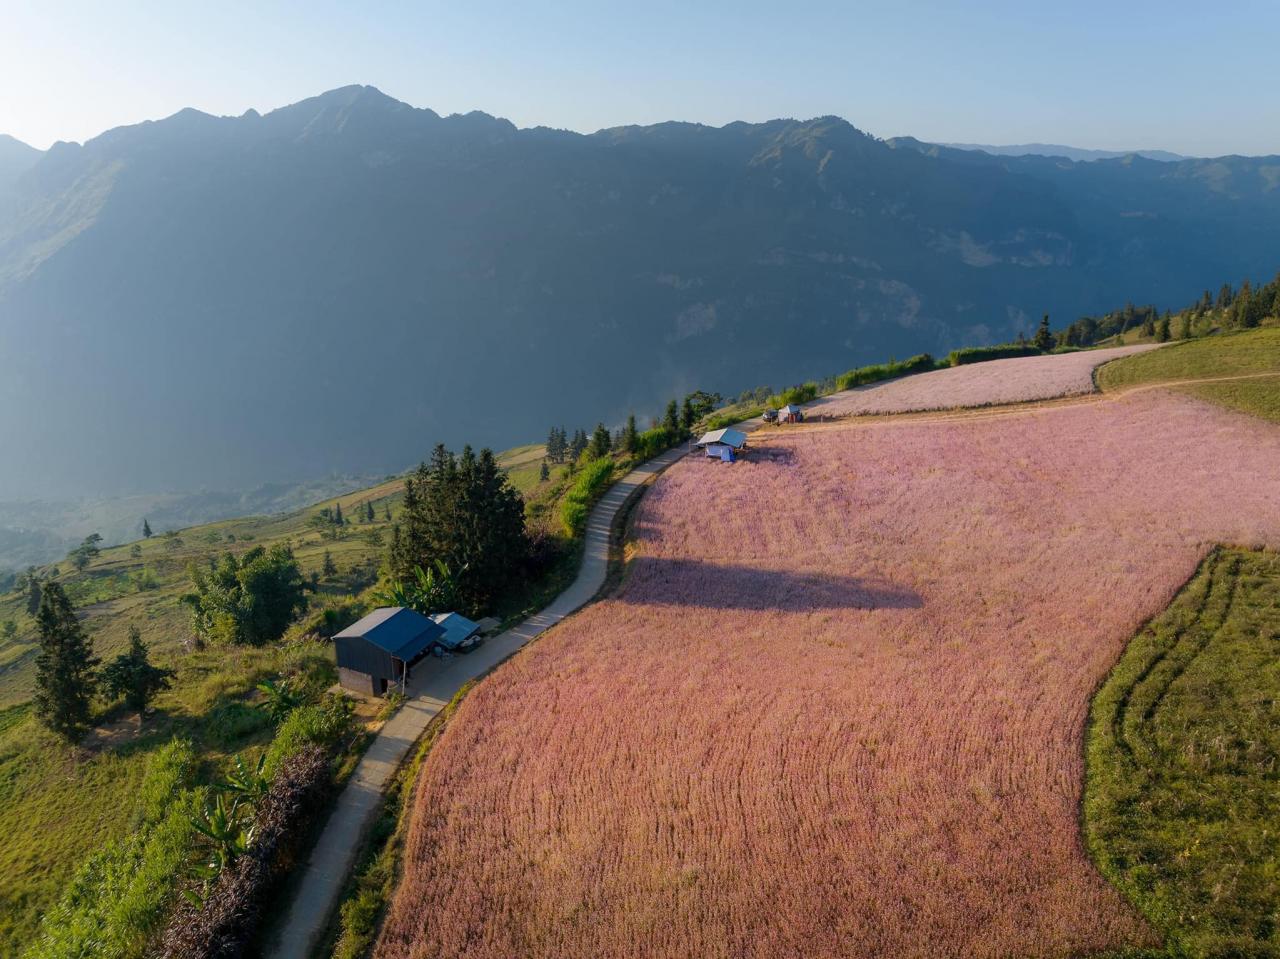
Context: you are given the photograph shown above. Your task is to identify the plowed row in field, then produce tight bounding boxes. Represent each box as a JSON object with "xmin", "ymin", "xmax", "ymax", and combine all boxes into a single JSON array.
[{"xmin": 376, "ymin": 390, "xmax": 1280, "ymax": 959}]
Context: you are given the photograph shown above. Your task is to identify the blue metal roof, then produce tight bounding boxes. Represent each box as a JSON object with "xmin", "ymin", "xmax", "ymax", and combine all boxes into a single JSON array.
[
  {"xmin": 430, "ymin": 612, "xmax": 481, "ymax": 649},
  {"xmin": 335, "ymin": 607, "xmax": 445, "ymax": 661},
  {"xmin": 695, "ymin": 428, "xmax": 747, "ymax": 449}
]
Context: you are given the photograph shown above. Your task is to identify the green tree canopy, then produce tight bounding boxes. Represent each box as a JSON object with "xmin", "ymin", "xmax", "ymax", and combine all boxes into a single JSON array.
[
  {"xmin": 100, "ymin": 626, "xmax": 174, "ymax": 715},
  {"xmin": 182, "ymin": 545, "xmax": 309, "ymax": 646},
  {"xmin": 588, "ymin": 423, "xmax": 612, "ymax": 460},
  {"xmin": 389, "ymin": 444, "xmax": 529, "ymax": 614},
  {"xmin": 1033, "ymin": 314, "xmax": 1054, "ymax": 352},
  {"xmin": 33, "ymin": 582, "xmax": 100, "ymax": 742}
]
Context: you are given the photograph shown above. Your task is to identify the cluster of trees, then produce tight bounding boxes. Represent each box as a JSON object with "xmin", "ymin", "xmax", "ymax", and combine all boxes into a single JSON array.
[
  {"xmin": 32, "ymin": 582, "xmax": 173, "ymax": 742},
  {"xmin": 545, "ymin": 391, "xmax": 723, "ymax": 474},
  {"xmin": 183, "ymin": 545, "xmax": 310, "ymax": 647},
  {"xmin": 389, "ymin": 445, "xmax": 529, "ymax": 615},
  {"xmin": 1046, "ymin": 270, "xmax": 1280, "ymax": 348},
  {"xmin": 545, "ymin": 427, "xmax": 587, "ymax": 464},
  {"xmin": 68, "ymin": 532, "xmax": 103, "ymax": 572}
]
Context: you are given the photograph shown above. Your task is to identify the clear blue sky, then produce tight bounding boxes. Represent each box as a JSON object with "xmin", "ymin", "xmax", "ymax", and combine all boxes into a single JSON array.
[{"xmin": 2, "ymin": 0, "xmax": 1278, "ymax": 156}]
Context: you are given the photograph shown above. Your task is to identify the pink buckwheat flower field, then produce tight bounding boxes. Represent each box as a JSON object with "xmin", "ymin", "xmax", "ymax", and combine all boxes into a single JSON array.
[
  {"xmin": 812, "ymin": 343, "xmax": 1161, "ymax": 417},
  {"xmin": 375, "ymin": 390, "xmax": 1280, "ymax": 959}
]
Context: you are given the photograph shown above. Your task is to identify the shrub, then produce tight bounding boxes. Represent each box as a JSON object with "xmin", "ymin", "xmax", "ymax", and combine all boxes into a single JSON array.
[
  {"xmin": 262, "ymin": 697, "xmax": 353, "ymax": 780},
  {"xmin": 946, "ymin": 343, "xmax": 1042, "ymax": 366},
  {"xmin": 700, "ymin": 408, "xmax": 762, "ymax": 432},
  {"xmin": 767, "ymin": 382, "xmax": 819, "ymax": 408},
  {"xmin": 156, "ymin": 746, "xmax": 330, "ymax": 959},
  {"xmin": 835, "ymin": 354, "xmax": 937, "ymax": 391},
  {"xmin": 559, "ymin": 457, "xmax": 616, "ymax": 537},
  {"xmin": 635, "ymin": 426, "xmax": 679, "ymax": 461}
]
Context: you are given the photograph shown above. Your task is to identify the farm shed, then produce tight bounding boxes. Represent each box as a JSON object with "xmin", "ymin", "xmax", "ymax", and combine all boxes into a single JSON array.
[
  {"xmin": 430, "ymin": 612, "xmax": 483, "ymax": 651},
  {"xmin": 334, "ymin": 606, "xmax": 445, "ymax": 695},
  {"xmin": 778, "ymin": 404, "xmax": 805, "ymax": 424},
  {"xmin": 695, "ymin": 428, "xmax": 748, "ymax": 461}
]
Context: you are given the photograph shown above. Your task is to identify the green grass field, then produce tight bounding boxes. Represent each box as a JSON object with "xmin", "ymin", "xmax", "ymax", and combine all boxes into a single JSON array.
[
  {"xmin": 0, "ymin": 443, "xmax": 565, "ymax": 956},
  {"xmin": 1096, "ymin": 326, "xmax": 1280, "ymax": 392},
  {"xmin": 1182, "ymin": 378, "xmax": 1280, "ymax": 424},
  {"xmin": 1084, "ymin": 548, "xmax": 1280, "ymax": 957}
]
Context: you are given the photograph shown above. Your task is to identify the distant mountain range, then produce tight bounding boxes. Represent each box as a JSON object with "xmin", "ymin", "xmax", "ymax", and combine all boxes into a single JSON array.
[
  {"xmin": 2, "ymin": 85, "xmax": 1279, "ymax": 501},
  {"xmin": 939, "ymin": 142, "xmax": 1189, "ymax": 163}
]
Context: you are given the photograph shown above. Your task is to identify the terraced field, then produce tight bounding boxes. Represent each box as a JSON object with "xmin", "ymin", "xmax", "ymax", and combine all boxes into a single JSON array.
[{"xmin": 376, "ymin": 389, "xmax": 1280, "ymax": 959}]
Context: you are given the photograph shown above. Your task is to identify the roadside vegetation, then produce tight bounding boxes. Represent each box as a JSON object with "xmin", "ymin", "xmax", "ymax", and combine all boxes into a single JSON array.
[{"xmin": 1085, "ymin": 548, "xmax": 1280, "ymax": 957}]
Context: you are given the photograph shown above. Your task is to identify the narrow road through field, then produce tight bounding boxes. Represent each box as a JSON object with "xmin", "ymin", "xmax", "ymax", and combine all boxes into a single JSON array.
[{"xmin": 267, "ymin": 442, "xmax": 690, "ymax": 959}]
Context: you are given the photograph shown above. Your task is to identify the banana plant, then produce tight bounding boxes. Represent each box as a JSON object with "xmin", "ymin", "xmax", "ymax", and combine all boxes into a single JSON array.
[
  {"xmin": 255, "ymin": 677, "xmax": 302, "ymax": 722},
  {"xmin": 373, "ymin": 559, "xmax": 466, "ymax": 614},
  {"xmin": 184, "ymin": 792, "xmax": 255, "ymax": 905},
  {"xmin": 219, "ymin": 753, "xmax": 269, "ymax": 805}
]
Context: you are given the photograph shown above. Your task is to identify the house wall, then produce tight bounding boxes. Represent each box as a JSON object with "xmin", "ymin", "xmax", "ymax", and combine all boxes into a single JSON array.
[
  {"xmin": 335, "ymin": 634, "xmax": 396, "ymax": 680},
  {"xmin": 338, "ymin": 667, "xmax": 380, "ymax": 696}
]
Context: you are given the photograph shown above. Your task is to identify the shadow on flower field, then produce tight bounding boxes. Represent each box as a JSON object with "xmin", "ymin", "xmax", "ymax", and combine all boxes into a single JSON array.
[{"xmin": 620, "ymin": 557, "xmax": 924, "ymax": 611}]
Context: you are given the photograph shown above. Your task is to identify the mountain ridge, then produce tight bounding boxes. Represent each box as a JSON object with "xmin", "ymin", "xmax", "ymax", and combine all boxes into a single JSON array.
[
  {"xmin": 2, "ymin": 86, "xmax": 1279, "ymax": 500},
  {"xmin": 940, "ymin": 141, "xmax": 1189, "ymax": 163}
]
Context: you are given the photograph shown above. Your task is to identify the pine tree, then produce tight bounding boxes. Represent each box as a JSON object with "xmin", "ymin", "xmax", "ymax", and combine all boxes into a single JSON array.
[
  {"xmin": 1033, "ymin": 314, "xmax": 1053, "ymax": 352},
  {"xmin": 384, "ymin": 502, "xmax": 392, "ymax": 522},
  {"xmin": 388, "ymin": 445, "xmax": 530, "ymax": 613},
  {"xmin": 663, "ymin": 400, "xmax": 679, "ymax": 433},
  {"xmin": 322, "ymin": 550, "xmax": 337, "ymax": 578},
  {"xmin": 1177, "ymin": 312, "xmax": 1192, "ymax": 340},
  {"xmin": 588, "ymin": 423, "xmax": 611, "ymax": 460},
  {"xmin": 1156, "ymin": 313, "xmax": 1171, "ymax": 342},
  {"xmin": 100, "ymin": 626, "xmax": 173, "ymax": 716},
  {"xmin": 333, "ymin": 501, "xmax": 344, "ymax": 525},
  {"xmin": 539, "ymin": 461, "xmax": 550, "ymax": 482},
  {"xmin": 680, "ymin": 397, "xmax": 695, "ymax": 432},
  {"xmin": 33, "ymin": 582, "xmax": 99, "ymax": 742},
  {"xmin": 623, "ymin": 414, "xmax": 639, "ymax": 454},
  {"xmin": 569, "ymin": 429, "xmax": 588, "ymax": 460},
  {"xmin": 142, "ymin": 518, "xmax": 153, "ymax": 539},
  {"xmin": 25, "ymin": 573, "xmax": 41, "ymax": 617}
]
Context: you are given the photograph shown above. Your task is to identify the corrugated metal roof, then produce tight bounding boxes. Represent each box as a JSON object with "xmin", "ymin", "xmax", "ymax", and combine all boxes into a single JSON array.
[
  {"xmin": 695, "ymin": 428, "xmax": 747, "ymax": 448},
  {"xmin": 430, "ymin": 612, "xmax": 482, "ymax": 648},
  {"xmin": 335, "ymin": 606, "xmax": 445, "ymax": 660}
]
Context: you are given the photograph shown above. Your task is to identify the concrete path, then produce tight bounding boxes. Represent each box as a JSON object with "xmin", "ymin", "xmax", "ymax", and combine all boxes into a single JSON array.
[{"xmin": 267, "ymin": 442, "xmax": 691, "ymax": 959}]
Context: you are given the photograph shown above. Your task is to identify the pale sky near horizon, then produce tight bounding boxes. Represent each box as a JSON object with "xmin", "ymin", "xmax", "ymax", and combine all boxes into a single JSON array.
[{"xmin": 2, "ymin": 0, "xmax": 1278, "ymax": 156}]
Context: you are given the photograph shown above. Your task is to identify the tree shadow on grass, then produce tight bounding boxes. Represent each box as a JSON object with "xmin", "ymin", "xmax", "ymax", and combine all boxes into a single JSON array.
[{"xmin": 619, "ymin": 557, "xmax": 923, "ymax": 612}]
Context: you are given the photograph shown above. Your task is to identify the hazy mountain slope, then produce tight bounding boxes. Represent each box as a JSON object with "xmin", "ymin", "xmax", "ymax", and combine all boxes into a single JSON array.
[
  {"xmin": 940, "ymin": 141, "xmax": 1186, "ymax": 163},
  {"xmin": 1, "ymin": 86, "xmax": 1279, "ymax": 499},
  {"xmin": 0, "ymin": 134, "xmax": 42, "ymax": 209}
]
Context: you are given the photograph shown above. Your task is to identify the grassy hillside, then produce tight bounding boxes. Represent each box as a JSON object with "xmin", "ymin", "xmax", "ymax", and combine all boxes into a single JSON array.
[
  {"xmin": 1085, "ymin": 548, "xmax": 1280, "ymax": 956},
  {"xmin": 0, "ymin": 444, "xmax": 569, "ymax": 957},
  {"xmin": 0, "ymin": 448, "xmax": 566, "ymax": 710},
  {"xmin": 1096, "ymin": 326, "xmax": 1280, "ymax": 391}
]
